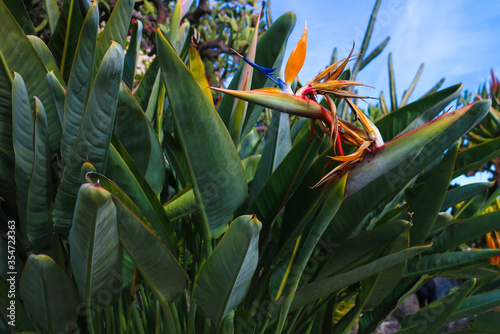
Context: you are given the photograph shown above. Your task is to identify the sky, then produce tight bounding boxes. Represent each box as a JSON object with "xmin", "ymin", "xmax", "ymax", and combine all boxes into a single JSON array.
[
  {"xmin": 269, "ymin": 0, "xmax": 500, "ymax": 185},
  {"xmin": 270, "ymin": 0, "xmax": 500, "ymax": 106}
]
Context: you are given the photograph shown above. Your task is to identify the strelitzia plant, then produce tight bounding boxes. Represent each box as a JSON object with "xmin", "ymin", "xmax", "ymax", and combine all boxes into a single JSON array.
[{"xmin": 213, "ymin": 23, "xmax": 384, "ymax": 188}]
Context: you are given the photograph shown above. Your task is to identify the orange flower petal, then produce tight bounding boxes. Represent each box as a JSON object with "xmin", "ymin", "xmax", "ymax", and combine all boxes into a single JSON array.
[{"xmin": 284, "ymin": 22, "xmax": 307, "ymax": 85}]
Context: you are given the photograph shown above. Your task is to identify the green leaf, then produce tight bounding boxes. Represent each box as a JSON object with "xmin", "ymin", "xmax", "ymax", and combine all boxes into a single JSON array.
[
  {"xmin": 453, "ymin": 137, "xmax": 500, "ymax": 178},
  {"xmin": 400, "ymin": 64, "xmax": 423, "ymax": 107},
  {"xmin": 346, "ymin": 101, "xmax": 491, "ymax": 196},
  {"xmin": 163, "ymin": 187, "xmax": 197, "ymax": 221},
  {"xmin": 0, "ymin": 54, "xmax": 13, "ymax": 159},
  {"xmin": 441, "ymin": 182, "xmax": 494, "ymax": 210},
  {"xmin": 61, "ymin": 3, "xmax": 99, "ymax": 165},
  {"xmin": 195, "ymin": 215, "xmax": 262, "ymax": 327},
  {"xmin": 375, "ymin": 84, "xmax": 462, "ymax": 142},
  {"xmin": 96, "ymin": 144, "xmax": 177, "ymax": 254},
  {"xmin": 450, "ymin": 289, "xmax": 500, "ymax": 322},
  {"xmin": 42, "ymin": 0, "xmax": 61, "ymax": 33},
  {"xmin": 157, "ymin": 31, "xmax": 247, "ymax": 237},
  {"xmin": 135, "ymin": 58, "xmax": 159, "ymax": 111},
  {"xmin": 123, "ymin": 20, "xmax": 143, "ymax": 89},
  {"xmin": 427, "ymin": 211, "xmax": 500, "ymax": 254},
  {"xmin": 359, "ymin": 232, "xmax": 409, "ymax": 311},
  {"xmin": 218, "ymin": 12, "xmax": 296, "ymax": 128},
  {"xmin": 408, "ymin": 141, "xmax": 459, "ymax": 246},
  {"xmin": 317, "ymin": 219, "xmax": 412, "ymax": 280},
  {"xmin": 19, "ymin": 255, "xmax": 79, "ymax": 333},
  {"xmin": 114, "ymin": 85, "xmax": 165, "ymax": 194},
  {"xmin": 48, "ymin": 0, "xmax": 85, "ymax": 82},
  {"xmin": 12, "ymin": 73, "xmax": 33, "ymax": 238},
  {"xmin": 2, "ymin": 0, "xmax": 35, "ymax": 35},
  {"xmin": 291, "ymin": 245, "xmax": 430, "ymax": 311},
  {"xmin": 54, "ymin": 42, "xmax": 124, "ymax": 232},
  {"xmin": 398, "ymin": 279, "xmax": 475, "ymax": 334},
  {"xmin": 95, "ymin": 0, "xmax": 134, "ymax": 68},
  {"xmin": 69, "ymin": 183, "xmax": 121, "ymax": 305},
  {"xmin": 26, "ymin": 98, "xmax": 52, "ymax": 253},
  {"xmin": 359, "ymin": 36, "xmax": 390, "ymax": 71},
  {"xmin": 241, "ymin": 155, "xmax": 261, "ymax": 183},
  {"xmin": 0, "ymin": 1, "xmax": 61, "ymax": 152},
  {"xmin": 248, "ymin": 123, "xmax": 323, "ymax": 238},
  {"xmin": 115, "ymin": 197, "xmax": 185, "ymax": 304},
  {"xmin": 405, "ymin": 250, "xmax": 500, "ymax": 277},
  {"xmin": 27, "ymin": 36, "xmax": 64, "ymax": 84},
  {"xmin": 249, "ymin": 111, "xmax": 291, "ymax": 202},
  {"xmin": 45, "ymin": 71, "xmax": 66, "ymax": 126},
  {"xmin": 275, "ymin": 175, "xmax": 347, "ymax": 333}
]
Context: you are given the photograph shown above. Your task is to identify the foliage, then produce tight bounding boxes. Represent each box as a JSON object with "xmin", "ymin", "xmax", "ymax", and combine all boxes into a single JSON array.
[{"xmin": 0, "ymin": 0, "xmax": 499, "ymax": 333}]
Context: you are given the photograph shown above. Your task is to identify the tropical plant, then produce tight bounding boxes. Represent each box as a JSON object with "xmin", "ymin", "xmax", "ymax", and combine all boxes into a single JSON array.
[{"xmin": 1, "ymin": 0, "xmax": 500, "ymax": 333}]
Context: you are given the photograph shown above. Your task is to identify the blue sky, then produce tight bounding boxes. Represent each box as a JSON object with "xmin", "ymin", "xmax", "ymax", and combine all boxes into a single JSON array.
[{"xmin": 270, "ymin": 0, "xmax": 500, "ymax": 105}]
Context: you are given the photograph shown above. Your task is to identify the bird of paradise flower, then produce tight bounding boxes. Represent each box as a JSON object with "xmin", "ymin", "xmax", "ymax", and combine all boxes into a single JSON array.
[{"xmin": 212, "ymin": 23, "xmax": 384, "ymax": 189}]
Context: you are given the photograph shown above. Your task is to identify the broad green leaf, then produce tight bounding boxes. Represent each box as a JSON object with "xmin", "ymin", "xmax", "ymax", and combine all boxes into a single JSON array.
[
  {"xmin": 375, "ymin": 84, "xmax": 462, "ymax": 142},
  {"xmin": 317, "ymin": 220, "xmax": 411, "ymax": 280},
  {"xmin": 453, "ymin": 137, "xmax": 500, "ymax": 178},
  {"xmin": 405, "ymin": 250, "xmax": 500, "ymax": 277},
  {"xmin": 163, "ymin": 187, "xmax": 197, "ymax": 221},
  {"xmin": 0, "ymin": 276, "xmax": 33, "ymax": 332},
  {"xmin": 248, "ymin": 122, "xmax": 323, "ymax": 234},
  {"xmin": 0, "ymin": 1, "xmax": 61, "ymax": 152},
  {"xmin": 291, "ymin": 245, "xmax": 430, "ymax": 311},
  {"xmin": 98, "ymin": 144, "xmax": 177, "ymax": 254},
  {"xmin": 157, "ymin": 31, "xmax": 247, "ymax": 237},
  {"xmin": 248, "ymin": 110, "xmax": 292, "ymax": 203},
  {"xmin": 114, "ymin": 85, "xmax": 165, "ymax": 194},
  {"xmin": 195, "ymin": 215, "xmax": 262, "ymax": 327},
  {"xmin": 397, "ymin": 279, "xmax": 475, "ymax": 334},
  {"xmin": 26, "ymin": 98, "xmax": 52, "ymax": 253},
  {"xmin": 144, "ymin": 69, "xmax": 161, "ymax": 122},
  {"xmin": 322, "ymin": 102, "xmax": 489, "ymax": 250},
  {"xmin": 241, "ymin": 155, "xmax": 261, "ymax": 183},
  {"xmin": 54, "ymin": 43, "xmax": 124, "ymax": 232},
  {"xmin": 275, "ymin": 176, "xmax": 346, "ymax": 333},
  {"xmin": 3, "ymin": 0, "xmax": 35, "ymax": 35},
  {"xmin": 408, "ymin": 141, "xmax": 458, "ymax": 246},
  {"xmin": 358, "ymin": 278, "xmax": 425, "ymax": 334},
  {"xmin": 19, "ymin": 255, "xmax": 79, "ymax": 333},
  {"xmin": 61, "ymin": 3, "xmax": 99, "ymax": 165},
  {"xmin": 69, "ymin": 184, "xmax": 121, "ymax": 305},
  {"xmin": 45, "ymin": 71, "xmax": 65, "ymax": 126},
  {"xmin": 449, "ymin": 289, "xmax": 500, "ymax": 322},
  {"xmin": 0, "ymin": 54, "xmax": 13, "ymax": 159},
  {"xmin": 115, "ymin": 198, "xmax": 185, "ymax": 304},
  {"xmin": 135, "ymin": 57, "xmax": 159, "ymax": 110},
  {"xmin": 450, "ymin": 310, "xmax": 500, "ymax": 334},
  {"xmin": 123, "ymin": 20, "xmax": 143, "ymax": 89},
  {"xmin": 12, "ymin": 73, "xmax": 33, "ymax": 238},
  {"xmin": 42, "ymin": 0, "xmax": 61, "ymax": 33},
  {"xmin": 95, "ymin": 0, "xmax": 134, "ymax": 68},
  {"xmin": 346, "ymin": 101, "xmax": 491, "ymax": 196},
  {"xmin": 427, "ymin": 211, "xmax": 500, "ymax": 254},
  {"xmin": 27, "ymin": 36, "xmax": 64, "ymax": 84},
  {"xmin": 47, "ymin": 0, "xmax": 84, "ymax": 82},
  {"xmin": 441, "ymin": 182, "xmax": 494, "ymax": 210},
  {"xmin": 359, "ymin": 232, "xmax": 409, "ymax": 311},
  {"xmin": 218, "ymin": 12, "xmax": 296, "ymax": 127}
]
